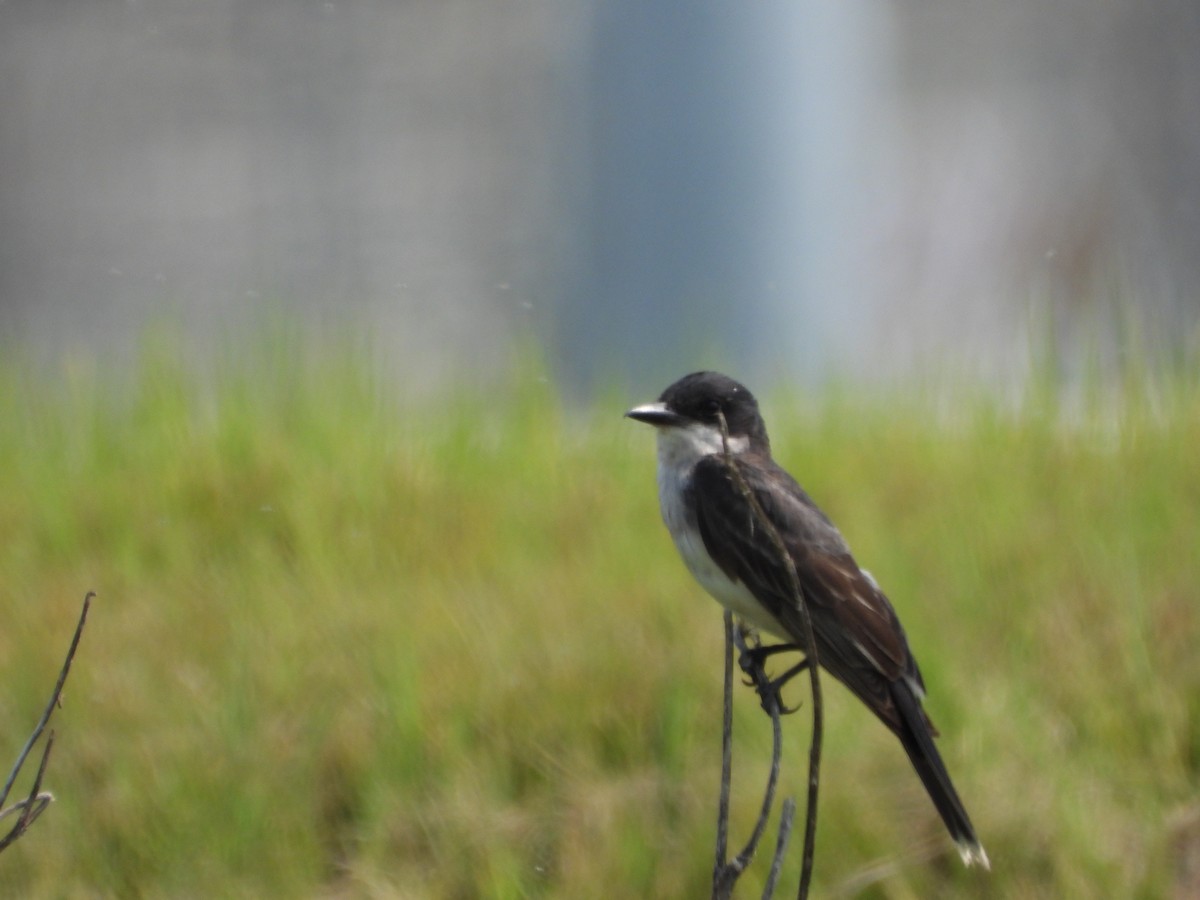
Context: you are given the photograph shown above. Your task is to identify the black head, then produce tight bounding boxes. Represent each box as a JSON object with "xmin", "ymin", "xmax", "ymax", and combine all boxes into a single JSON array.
[{"xmin": 626, "ymin": 371, "xmax": 770, "ymax": 449}]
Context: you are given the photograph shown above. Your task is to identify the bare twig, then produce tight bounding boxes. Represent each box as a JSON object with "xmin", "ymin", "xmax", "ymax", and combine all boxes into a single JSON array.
[
  {"xmin": 764, "ymin": 798, "xmax": 797, "ymax": 899},
  {"xmin": 0, "ymin": 733, "xmax": 55, "ymax": 853},
  {"xmin": 728, "ymin": 622, "xmax": 785, "ymax": 873},
  {"xmin": 0, "ymin": 591, "xmax": 93, "ymax": 852},
  {"xmin": 713, "ymin": 621, "xmax": 790, "ymax": 899},
  {"xmin": 716, "ymin": 412, "xmax": 825, "ymax": 900},
  {"xmin": 712, "ymin": 611, "xmax": 735, "ymax": 896}
]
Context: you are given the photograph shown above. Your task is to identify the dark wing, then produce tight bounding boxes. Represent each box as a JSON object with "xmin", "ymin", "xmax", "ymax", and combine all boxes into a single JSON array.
[
  {"xmin": 690, "ymin": 452, "xmax": 927, "ymax": 734},
  {"xmin": 690, "ymin": 453, "xmax": 986, "ymax": 858}
]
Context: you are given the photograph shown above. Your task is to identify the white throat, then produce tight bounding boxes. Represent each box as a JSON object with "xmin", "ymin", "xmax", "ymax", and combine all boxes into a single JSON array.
[{"xmin": 654, "ymin": 421, "xmax": 749, "ymax": 473}]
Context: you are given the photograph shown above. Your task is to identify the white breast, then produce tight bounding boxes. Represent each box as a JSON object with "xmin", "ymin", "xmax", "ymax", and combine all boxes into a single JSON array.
[{"xmin": 654, "ymin": 424, "xmax": 788, "ymax": 639}]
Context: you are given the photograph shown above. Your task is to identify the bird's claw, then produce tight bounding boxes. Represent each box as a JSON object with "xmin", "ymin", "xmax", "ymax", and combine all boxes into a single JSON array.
[
  {"xmin": 731, "ymin": 627, "xmax": 809, "ymax": 717},
  {"xmin": 746, "ymin": 667, "xmax": 806, "ymax": 715}
]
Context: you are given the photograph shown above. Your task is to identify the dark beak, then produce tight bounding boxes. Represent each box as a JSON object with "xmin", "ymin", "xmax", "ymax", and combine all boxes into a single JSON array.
[{"xmin": 625, "ymin": 401, "xmax": 686, "ymax": 427}]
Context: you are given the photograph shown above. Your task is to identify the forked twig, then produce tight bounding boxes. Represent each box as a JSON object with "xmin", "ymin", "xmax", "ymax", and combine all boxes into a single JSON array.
[
  {"xmin": 712, "ymin": 619, "xmax": 790, "ymax": 899},
  {"xmin": 729, "ymin": 622, "xmax": 786, "ymax": 873},
  {"xmin": 0, "ymin": 733, "xmax": 55, "ymax": 852},
  {"xmin": 0, "ymin": 591, "xmax": 93, "ymax": 852},
  {"xmin": 715, "ymin": 412, "xmax": 825, "ymax": 900}
]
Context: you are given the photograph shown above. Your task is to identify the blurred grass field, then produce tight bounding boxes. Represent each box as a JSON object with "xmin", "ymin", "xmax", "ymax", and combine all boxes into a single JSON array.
[{"xmin": 1, "ymin": 335, "xmax": 1198, "ymax": 898}]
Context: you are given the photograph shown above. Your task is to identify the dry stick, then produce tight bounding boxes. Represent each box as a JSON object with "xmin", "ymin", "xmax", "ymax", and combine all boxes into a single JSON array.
[
  {"xmin": 729, "ymin": 622, "xmax": 786, "ymax": 872},
  {"xmin": 716, "ymin": 413, "xmax": 824, "ymax": 900},
  {"xmin": 764, "ymin": 798, "xmax": 798, "ymax": 899},
  {"xmin": 712, "ymin": 611, "xmax": 735, "ymax": 896},
  {"xmin": 713, "ymin": 621, "xmax": 790, "ymax": 899},
  {"xmin": 0, "ymin": 591, "xmax": 93, "ymax": 852},
  {"xmin": 0, "ymin": 733, "xmax": 55, "ymax": 853}
]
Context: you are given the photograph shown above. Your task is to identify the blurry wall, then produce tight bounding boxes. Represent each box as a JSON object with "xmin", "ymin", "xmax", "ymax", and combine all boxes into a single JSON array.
[
  {"xmin": 1, "ymin": 1, "xmax": 1197, "ymax": 391},
  {"xmin": 0, "ymin": 0, "xmax": 579, "ymax": 386},
  {"xmin": 564, "ymin": 1, "xmax": 898, "ymax": 390},
  {"xmin": 868, "ymin": 0, "xmax": 1200, "ymax": 381}
]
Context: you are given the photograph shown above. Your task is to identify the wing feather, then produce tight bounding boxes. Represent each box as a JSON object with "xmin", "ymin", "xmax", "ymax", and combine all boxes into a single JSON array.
[{"xmin": 690, "ymin": 453, "xmax": 928, "ymax": 733}]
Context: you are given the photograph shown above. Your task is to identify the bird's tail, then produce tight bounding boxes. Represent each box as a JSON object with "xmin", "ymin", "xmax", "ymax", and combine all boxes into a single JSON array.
[{"xmin": 891, "ymin": 683, "xmax": 990, "ymax": 869}]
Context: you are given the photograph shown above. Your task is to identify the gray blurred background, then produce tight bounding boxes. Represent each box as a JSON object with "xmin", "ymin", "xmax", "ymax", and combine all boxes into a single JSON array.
[{"xmin": 2, "ymin": 0, "xmax": 1198, "ymax": 394}]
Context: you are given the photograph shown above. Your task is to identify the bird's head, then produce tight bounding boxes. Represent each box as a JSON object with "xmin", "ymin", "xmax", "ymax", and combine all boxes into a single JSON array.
[{"xmin": 626, "ymin": 371, "xmax": 770, "ymax": 455}]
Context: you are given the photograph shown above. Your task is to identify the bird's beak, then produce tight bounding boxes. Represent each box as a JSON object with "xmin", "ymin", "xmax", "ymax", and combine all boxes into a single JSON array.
[{"xmin": 625, "ymin": 401, "xmax": 686, "ymax": 428}]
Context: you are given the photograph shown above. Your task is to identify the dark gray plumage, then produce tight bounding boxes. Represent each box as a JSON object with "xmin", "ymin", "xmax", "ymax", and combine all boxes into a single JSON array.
[{"xmin": 627, "ymin": 371, "xmax": 988, "ymax": 868}]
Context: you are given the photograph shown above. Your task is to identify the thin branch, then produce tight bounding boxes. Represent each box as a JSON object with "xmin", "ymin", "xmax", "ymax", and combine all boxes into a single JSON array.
[
  {"xmin": 0, "ymin": 591, "xmax": 93, "ymax": 852},
  {"xmin": 0, "ymin": 734, "xmax": 55, "ymax": 853},
  {"xmin": 716, "ymin": 412, "xmax": 825, "ymax": 900},
  {"xmin": 712, "ymin": 611, "xmax": 735, "ymax": 898},
  {"xmin": 763, "ymin": 798, "xmax": 797, "ymax": 899},
  {"xmin": 712, "ymin": 622, "xmax": 788, "ymax": 899},
  {"xmin": 728, "ymin": 623, "xmax": 785, "ymax": 874}
]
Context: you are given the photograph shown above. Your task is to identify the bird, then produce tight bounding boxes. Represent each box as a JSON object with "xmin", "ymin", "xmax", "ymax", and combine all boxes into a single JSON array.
[{"xmin": 626, "ymin": 370, "xmax": 988, "ymax": 868}]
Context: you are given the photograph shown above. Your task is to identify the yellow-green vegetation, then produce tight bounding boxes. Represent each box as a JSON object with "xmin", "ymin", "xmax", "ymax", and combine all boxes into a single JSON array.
[{"xmin": 1, "ymin": 337, "xmax": 1197, "ymax": 898}]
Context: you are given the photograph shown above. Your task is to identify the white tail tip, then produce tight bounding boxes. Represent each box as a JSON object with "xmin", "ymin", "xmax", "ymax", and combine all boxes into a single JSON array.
[{"xmin": 957, "ymin": 841, "xmax": 991, "ymax": 870}]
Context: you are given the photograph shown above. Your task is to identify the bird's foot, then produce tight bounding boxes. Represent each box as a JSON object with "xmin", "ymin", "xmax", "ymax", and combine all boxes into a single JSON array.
[{"xmin": 731, "ymin": 629, "xmax": 809, "ymax": 716}]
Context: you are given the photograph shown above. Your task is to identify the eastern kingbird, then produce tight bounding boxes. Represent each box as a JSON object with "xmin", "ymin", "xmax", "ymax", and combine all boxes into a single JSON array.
[{"xmin": 627, "ymin": 371, "xmax": 988, "ymax": 868}]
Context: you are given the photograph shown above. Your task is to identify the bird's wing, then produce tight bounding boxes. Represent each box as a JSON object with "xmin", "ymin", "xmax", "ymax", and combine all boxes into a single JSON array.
[{"xmin": 690, "ymin": 452, "xmax": 927, "ymax": 733}]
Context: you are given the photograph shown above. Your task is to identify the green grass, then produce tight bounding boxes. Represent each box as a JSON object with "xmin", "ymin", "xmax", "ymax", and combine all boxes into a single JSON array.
[{"xmin": 1, "ymin": 336, "xmax": 1198, "ymax": 898}]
